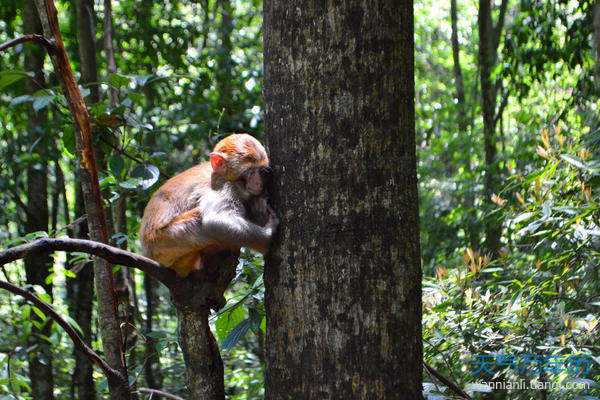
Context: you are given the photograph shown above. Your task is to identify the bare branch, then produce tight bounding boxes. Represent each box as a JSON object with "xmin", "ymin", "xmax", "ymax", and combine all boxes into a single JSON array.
[
  {"xmin": 138, "ymin": 388, "xmax": 185, "ymax": 400},
  {"xmin": 0, "ymin": 279, "xmax": 126, "ymax": 386},
  {"xmin": 424, "ymin": 362, "xmax": 473, "ymax": 400},
  {"xmin": 0, "ymin": 237, "xmax": 174, "ymax": 285},
  {"xmin": 493, "ymin": 89, "xmax": 509, "ymax": 128},
  {"xmin": 0, "ymin": 34, "xmax": 55, "ymax": 54}
]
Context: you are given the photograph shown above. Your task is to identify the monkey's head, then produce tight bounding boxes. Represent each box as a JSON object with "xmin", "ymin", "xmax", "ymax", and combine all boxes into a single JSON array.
[{"xmin": 210, "ymin": 133, "xmax": 271, "ymax": 198}]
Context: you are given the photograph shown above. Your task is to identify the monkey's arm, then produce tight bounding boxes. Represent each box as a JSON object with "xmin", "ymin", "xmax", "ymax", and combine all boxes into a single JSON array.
[{"xmin": 202, "ymin": 210, "xmax": 277, "ymax": 254}]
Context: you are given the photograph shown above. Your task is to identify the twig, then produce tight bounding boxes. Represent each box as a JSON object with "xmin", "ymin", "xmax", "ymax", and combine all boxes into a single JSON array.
[
  {"xmin": 138, "ymin": 388, "xmax": 185, "ymax": 400},
  {"xmin": 493, "ymin": 89, "xmax": 509, "ymax": 128},
  {"xmin": 0, "ymin": 279, "xmax": 126, "ymax": 386},
  {"xmin": 424, "ymin": 362, "xmax": 472, "ymax": 400},
  {"xmin": 0, "ymin": 237, "xmax": 173, "ymax": 285},
  {"xmin": 0, "ymin": 34, "xmax": 55, "ymax": 54}
]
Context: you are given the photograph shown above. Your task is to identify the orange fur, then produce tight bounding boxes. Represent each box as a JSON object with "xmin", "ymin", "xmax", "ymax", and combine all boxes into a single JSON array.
[{"xmin": 139, "ymin": 134, "xmax": 272, "ymax": 277}]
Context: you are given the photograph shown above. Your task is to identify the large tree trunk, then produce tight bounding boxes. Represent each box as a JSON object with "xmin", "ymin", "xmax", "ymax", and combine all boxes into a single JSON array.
[
  {"xmin": 263, "ymin": 1, "xmax": 422, "ymax": 399},
  {"xmin": 23, "ymin": 2, "xmax": 55, "ymax": 398}
]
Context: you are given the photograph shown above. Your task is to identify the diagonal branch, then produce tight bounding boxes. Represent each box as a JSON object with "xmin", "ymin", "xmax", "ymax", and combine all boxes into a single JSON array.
[
  {"xmin": 0, "ymin": 237, "xmax": 174, "ymax": 285},
  {"xmin": 424, "ymin": 362, "xmax": 473, "ymax": 400},
  {"xmin": 137, "ymin": 388, "xmax": 185, "ymax": 400},
  {"xmin": 0, "ymin": 34, "xmax": 56, "ymax": 54},
  {"xmin": 0, "ymin": 279, "xmax": 125, "ymax": 386},
  {"xmin": 493, "ymin": 89, "xmax": 509, "ymax": 128}
]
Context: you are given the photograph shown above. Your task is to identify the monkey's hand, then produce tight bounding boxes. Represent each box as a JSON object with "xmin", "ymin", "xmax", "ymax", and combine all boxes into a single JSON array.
[
  {"xmin": 265, "ymin": 205, "xmax": 279, "ymax": 235},
  {"xmin": 247, "ymin": 196, "xmax": 279, "ymax": 231}
]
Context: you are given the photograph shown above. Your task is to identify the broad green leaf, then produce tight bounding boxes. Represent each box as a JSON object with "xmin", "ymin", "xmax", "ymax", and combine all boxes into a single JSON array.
[
  {"xmin": 215, "ymin": 306, "xmax": 245, "ymax": 341},
  {"xmin": 221, "ymin": 319, "xmax": 251, "ymax": 350},
  {"xmin": 108, "ymin": 73, "xmax": 131, "ymax": 88},
  {"xmin": 0, "ymin": 70, "xmax": 32, "ymax": 90}
]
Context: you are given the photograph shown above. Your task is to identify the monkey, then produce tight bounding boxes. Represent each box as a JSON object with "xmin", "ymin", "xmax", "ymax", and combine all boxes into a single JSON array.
[{"xmin": 139, "ymin": 133, "xmax": 278, "ymax": 278}]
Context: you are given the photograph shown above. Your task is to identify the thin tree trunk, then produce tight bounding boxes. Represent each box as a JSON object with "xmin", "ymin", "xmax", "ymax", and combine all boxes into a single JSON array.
[
  {"xmin": 103, "ymin": 0, "xmax": 119, "ymax": 106},
  {"xmin": 593, "ymin": 1, "xmax": 600, "ymax": 90},
  {"xmin": 33, "ymin": 0, "xmax": 132, "ymax": 397},
  {"xmin": 23, "ymin": 2, "xmax": 55, "ymax": 398},
  {"xmin": 103, "ymin": 0, "xmax": 139, "ymax": 373},
  {"xmin": 479, "ymin": 0, "xmax": 501, "ymax": 256},
  {"xmin": 76, "ymin": 0, "xmax": 99, "ymax": 104},
  {"xmin": 66, "ymin": 186, "xmax": 97, "ymax": 400},
  {"xmin": 217, "ymin": 0, "xmax": 234, "ymax": 129},
  {"xmin": 451, "ymin": 0, "xmax": 478, "ymax": 249},
  {"xmin": 143, "ymin": 274, "xmax": 164, "ymax": 389},
  {"xmin": 263, "ymin": 1, "xmax": 422, "ymax": 399},
  {"xmin": 176, "ymin": 306, "xmax": 223, "ymax": 398},
  {"xmin": 134, "ymin": 5, "xmax": 165, "ymax": 381}
]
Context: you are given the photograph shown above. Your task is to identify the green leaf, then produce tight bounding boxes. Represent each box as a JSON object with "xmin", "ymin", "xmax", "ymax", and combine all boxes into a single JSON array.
[
  {"xmin": 215, "ymin": 306, "xmax": 245, "ymax": 341},
  {"xmin": 63, "ymin": 315, "xmax": 83, "ymax": 335},
  {"xmin": 108, "ymin": 73, "xmax": 131, "ymax": 89},
  {"xmin": 22, "ymin": 305, "xmax": 31, "ymax": 320},
  {"xmin": 221, "ymin": 319, "xmax": 251, "ymax": 350},
  {"xmin": 0, "ymin": 70, "xmax": 31, "ymax": 90},
  {"xmin": 108, "ymin": 154, "xmax": 125, "ymax": 178},
  {"xmin": 31, "ymin": 306, "xmax": 46, "ymax": 321}
]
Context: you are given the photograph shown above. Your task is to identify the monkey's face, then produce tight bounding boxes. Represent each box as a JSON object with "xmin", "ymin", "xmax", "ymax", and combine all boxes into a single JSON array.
[{"xmin": 237, "ymin": 166, "xmax": 271, "ymax": 198}]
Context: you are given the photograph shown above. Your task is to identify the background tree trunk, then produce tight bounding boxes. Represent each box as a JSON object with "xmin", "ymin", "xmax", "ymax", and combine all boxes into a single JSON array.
[
  {"xmin": 263, "ymin": 1, "xmax": 422, "ymax": 399},
  {"xmin": 593, "ymin": 1, "xmax": 600, "ymax": 89},
  {"xmin": 451, "ymin": 0, "xmax": 478, "ymax": 249},
  {"xmin": 216, "ymin": 0, "xmax": 234, "ymax": 130},
  {"xmin": 23, "ymin": 2, "xmax": 55, "ymax": 398},
  {"xmin": 143, "ymin": 275, "xmax": 163, "ymax": 389},
  {"xmin": 33, "ymin": 0, "xmax": 132, "ymax": 397},
  {"xmin": 478, "ymin": 0, "xmax": 507, "ymax": 256},
  {"xmin": 66, "ymin": 189, "xmax": 96, "ymax": 400}
]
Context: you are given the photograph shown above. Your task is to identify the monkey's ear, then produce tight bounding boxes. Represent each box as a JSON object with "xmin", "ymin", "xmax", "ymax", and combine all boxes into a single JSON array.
[{"xmin": 210, "ymin": 152, "xmax": 226, "ymax": 173}]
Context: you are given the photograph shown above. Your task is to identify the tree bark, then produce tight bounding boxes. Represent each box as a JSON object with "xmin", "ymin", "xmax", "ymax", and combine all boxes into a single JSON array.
[
  {"xmin": 143, "ymin": 274, "xmax": 164, "ymax": 389},
  {"xmin": 66, "ymin": 188, "xmax": 97, "ymax": 400},
  {"xmin": 176, "ymin": 306, "xmax": 224, "ymax": 398},
  {"xmin": 32, "ymin": 0, "xmax": 132, "ymax": 398},
  {"xmin": 263, "ymin": 1, "xmax": 422, "ymax": 399},
  {"xmin": 23, "ymin": 2, "xmax": 55, "ymax": 398},
  {"xmin": 71, "ymin": 2, "xmax": 104, "ymax": 397},
  {"xmin": 103, "ymin": 0, "xmax": 119, "ymax": 105},
  {"xmin": 103, "ymin": 0, "xmax": 139, "ymax": 375},
  {"xmin": 76, "ymin": 0, "xmax": 99, "ymax": 104}
]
